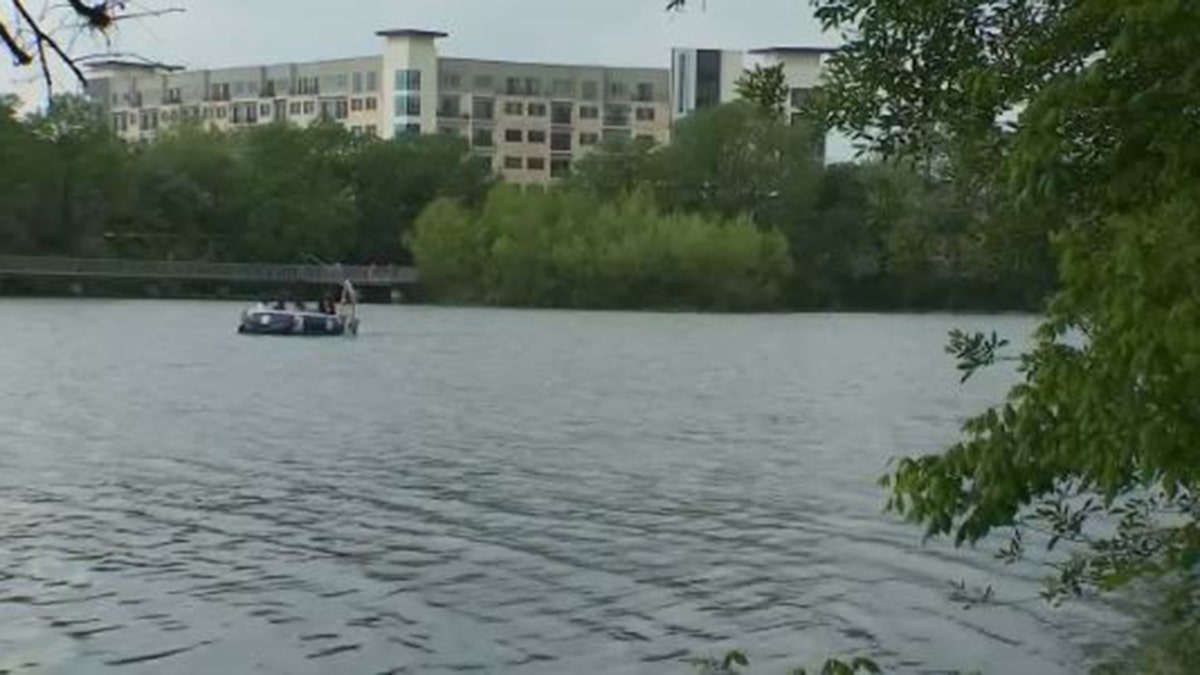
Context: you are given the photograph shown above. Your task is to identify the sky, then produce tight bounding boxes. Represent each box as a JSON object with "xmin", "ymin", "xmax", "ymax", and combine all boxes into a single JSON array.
[{"xmin": 3, "ymin": 0, "xmax": 833, "ymax": 98}]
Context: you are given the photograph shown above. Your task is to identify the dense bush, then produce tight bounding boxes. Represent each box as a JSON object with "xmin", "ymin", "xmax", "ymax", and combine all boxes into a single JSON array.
[{"xmin": 413, "ymin": 187, "xmax": 791, "ymax": 311}]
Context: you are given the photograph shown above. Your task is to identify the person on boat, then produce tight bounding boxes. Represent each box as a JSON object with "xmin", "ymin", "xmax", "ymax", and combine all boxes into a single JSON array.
[
  {"xmin": 272, "ymin": 299, "xmax": 286, "ymax": 310},
  {"xmin": 295, "ymin": 300, "xmax": 307, "ymax": 312}
]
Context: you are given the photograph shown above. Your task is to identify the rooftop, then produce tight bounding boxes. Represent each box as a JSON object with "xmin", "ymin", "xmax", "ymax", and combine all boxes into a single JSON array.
[
  {"xmin": 748, "ymin": 46, "xmax": 838, "ymax": 56},
  {"xmin": 84, "ymin": 59, "xmax": 184, "ymax": 72},
  {"xmin": 375, "ymin": 29, "xmax": 449, "ymax": 39}
]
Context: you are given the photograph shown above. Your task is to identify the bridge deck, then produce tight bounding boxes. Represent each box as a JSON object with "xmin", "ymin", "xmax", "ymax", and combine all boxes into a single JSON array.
[{"xmin": 0, "ymin": 256, "xmax": 417, "ymax": 287}]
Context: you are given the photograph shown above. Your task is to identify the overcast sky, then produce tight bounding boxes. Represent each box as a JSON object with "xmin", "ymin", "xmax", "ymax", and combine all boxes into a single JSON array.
[{"xmin": 3, "ymin": 0, "xmax": 832, "ymax": 95}]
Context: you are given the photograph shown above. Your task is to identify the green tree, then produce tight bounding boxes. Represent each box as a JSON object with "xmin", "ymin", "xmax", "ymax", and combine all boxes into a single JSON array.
[
  {"xmin": 0, "ymin": 95, "xmax": 50, "ymax": 254},
  {"xmin": 24, "ymin": 94, "xmax": 131, "ymax": 256},
  {"xmin": 811, "ymin": 0, "xmax": 1200, "ymax": 632},
  {"xmin": 234, "ymin": 122, "xmax": 357, "ymax": 263},
  {"xmin": 412, "ymin": 185, "xmax": 792, "ymax": 311},
  {"xmin": 567, "ymin": 135, "xmax": 659, "ymax": 200},
  {"xmin": 735, "ymin": 63, "xmax": 789, "ymax": 120},
  {"xmin": 119, "ymin": 124, "xmax": 243, "ymax": 260},
  {"xmin": 346, "ymin": 133, "xmax": 492, "ymax": 264}
]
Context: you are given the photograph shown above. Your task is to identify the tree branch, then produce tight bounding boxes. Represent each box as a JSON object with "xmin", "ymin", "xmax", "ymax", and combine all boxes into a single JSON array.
[
  {"xmin": 66, "ymin": 0, "xmax": 111, "ymax": 29},
  {"xmin": 12, "ymin": 0, "xmax": 90, "ymax": 86},
  {"xmin": 0, "ymin": 18, "xmax": 33, "ymax": 65}
]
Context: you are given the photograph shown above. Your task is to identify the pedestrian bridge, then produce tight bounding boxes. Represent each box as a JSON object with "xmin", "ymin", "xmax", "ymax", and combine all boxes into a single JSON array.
[{"xmin": 0, "ymin": 256, "xmax": 418, "ymax": 287}]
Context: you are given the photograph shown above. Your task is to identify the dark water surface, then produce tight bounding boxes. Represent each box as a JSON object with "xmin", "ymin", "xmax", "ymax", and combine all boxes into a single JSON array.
[{"xmin": 0, "ymin": 301, "xmax": 1121, "ymax": 673}]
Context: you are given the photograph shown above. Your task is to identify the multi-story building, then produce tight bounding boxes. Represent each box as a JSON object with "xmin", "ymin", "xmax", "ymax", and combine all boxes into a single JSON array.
[
  {"xmin": 671, "ymin": 45, "xmax": 832, "ymax": 157},
  {"xmin": 85, "ymin": 29, "xmax": 829, "ymax": 183}
]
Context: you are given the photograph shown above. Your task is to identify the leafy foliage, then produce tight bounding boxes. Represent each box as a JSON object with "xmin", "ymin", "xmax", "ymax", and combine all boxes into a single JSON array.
[
  {"xmin": 412, "ymin": 186, "xmax": 792, "ymax": 311},
  {"xmin": 570, "ymin": 101, "xmax": 1049, "ymax": 310},
  {"xmin": 813, "ymin": 0, "xmax": 1200, "ymax": 639},
  {"xmin": 735, "ymin": 63, "xmax": 789, "ymax": 120},
  {"xmin": 0, "ymin": 96, "xmax": 492, "ymax": 265}
]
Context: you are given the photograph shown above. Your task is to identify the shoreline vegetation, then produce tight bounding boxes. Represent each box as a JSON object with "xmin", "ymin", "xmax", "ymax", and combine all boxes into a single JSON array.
[{"xmin": 1, "ymin": 95, "xmax": 1055, "ymax": 313}]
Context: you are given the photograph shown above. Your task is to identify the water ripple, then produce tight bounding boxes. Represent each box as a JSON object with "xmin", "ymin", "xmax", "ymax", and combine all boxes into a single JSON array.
[{"xmin": 0, "ymin": 302, "xmax": 1125, "ymax": 673}]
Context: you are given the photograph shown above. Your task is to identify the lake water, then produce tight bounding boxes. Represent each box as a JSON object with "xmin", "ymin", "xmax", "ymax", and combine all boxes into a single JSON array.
[{"xmin": 0, "ymin": 301, "xmax": 1122, "ymax": 674}]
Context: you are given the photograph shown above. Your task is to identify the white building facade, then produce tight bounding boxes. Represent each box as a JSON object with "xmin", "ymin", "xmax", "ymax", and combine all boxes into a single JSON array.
[{"xmin": 86, "ymin": 30, "xmax": 831, "ymax": 183}]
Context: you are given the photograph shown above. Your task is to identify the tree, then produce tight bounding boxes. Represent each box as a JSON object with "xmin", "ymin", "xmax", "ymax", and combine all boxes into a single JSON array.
[
  {"xmin": 120, "ymin": 124, "xmax": 243, "ymax": 260},
  {"xmin": 810, "ymin": 0, "xmax": 1200, "ymax": 621},
  {"xmin": 735, "ymin": 63, "xmax": 789, "ymax": 120},
  {"xmin": 24, "ymin": 93, "xmax": 131, "ymax": 255},
  {"xmin": 346, "ymin": 133, "xmax": 492, "ymax": 264}
]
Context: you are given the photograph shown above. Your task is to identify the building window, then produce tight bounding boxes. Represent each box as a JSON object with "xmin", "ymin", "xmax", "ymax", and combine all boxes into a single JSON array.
[
  {"xmin": 395, "ymin": 122, "xmax": 422, "ymax": 137},
  {"xmin": 473, "ymin": 75, "xmax": 494, "ymax": 90},
  {"xmin": 580, "ymin": 132, "xmax": 600, "ymax": 146},
  {"xmin": 527, "ymin": 157, "xmax": 546, "ymax": 170},
  {"xmin": 551, "ymin": 131, "xmax": 572, "ymax": 152},
  {"xmin": 365, "ymin": 97, "xmax": 377, "ymax": 111},
  {"xmin": 260, "ymin": 104, "xmax": 271, "ymax": 117},
  {"xmin": 365, "ymin": 72, "xmax": 378, "ymax": 92},
  {"xmin": 635, "ymin": 82, "xmax": 655, "ymax": 102},
  {"xmin": 636, "ymin": 133, "xmax": 656, "ymax": 143},
  {"xmin": 790, "ymin": 88, "xmax": 813, "ymax": 109},
  {"xmin": 551, "ymin": 101, "xmax": 573, "ymax": 125},
  {"xmin": 395, "ymin": 69, "xmax": 422, "ymax": 92},
  {"xmin": 581, "ymin": 81, "xmax": 599, "ymax": 101},
  {"xmin": 294, "ymin": 77, "xmax": 319, "ymax": 96},
  {"xmin": 579, "ymin": 105, "xmax": 599, "ymax": 120},
  {"xmin": 635, "ymin": 107, "xmax": 656, "ymax": 122},
  {"xmin": 351, "ymin": 98, "xmax": 364, "ymax": 112},
  {"xmin": 472, "ymin": 97, "xmax": 495, "ymax": 121},
  {"xmin": 472, "ymin": 127, "xmax": 494, "ymax": 148},
  {"xmin": 527, "ymin": 102, "xmax": 547, "ymax": 117},
  {"xmin": 505, "ymin": 77, "xmax": 521, "ymax": 95},
  {"xmin": 527, "ymin": 129, "xmax": 546, "ymax": 144},
  {"xmin": 504, "ymin": 101, "xmax": 524, "ymax": 116},
  {"xmin": 696, "ymin": 49, "xmax": 723, "ymax": 109},
  {"xmin": 210, "ymin": 83, "xmax": 230, "ymax": 101},
  {"xmin": 303, "ymin": 100, "xmax": 315, "ymax": 115},
  {"xmin": 552, "ymin": 78, "xmax": 575, "ymax": 97},
  {"xmin": 550, "ymin": 158, "xmax": 571, "ymax": 178},
  {"xmin": 395, "ymin": 94, "xmax": 421, "ymax": 117},
  {"xmin": 353, "ymin": 72, "xmax": 363, "ymax": 93},
  {"xmin": 289, "ymin": 101, "xmax": 301, "ymax": 116},
  {"xmin": 440, "ymin": 72, "xmax": 462, "ymax": 90},
  {"xmin": 216, "ymin": 106, "xmax": 227, "ymax": 119},
  {"xmin": 503, "ymin": 156, "xmax": 523, "ymax": 170},
  {"xmin": 439, "ymin": 95, "xmax": 462, "ymax": 117},
  {"xmin": 335, "ymin": 99, "xmax": 349, "ymax": 120},
  {"xmin": 352, "ymin": 125, "xmax": 363, "ymax": 135},
  {"xmin": 234, "ymin": 81, "xmax": 246, "ymax": 97},
  {"xmin": 504, "ymin": 128, "xmax": 523, "ymax": 143},
  {"xmin": 603, "ymin": 128, "xmax": 632, "ymax": 143},
  {"xmin": 366, "ymin": 125, "xmax": 377, "ymax": 137},
  {"xmin": 604, "ymin": 104, "xmax": 631, "ymax": 127},
  {"xmin": 607, "ymin": 81, "xmax": 628, "ymax": 100}
]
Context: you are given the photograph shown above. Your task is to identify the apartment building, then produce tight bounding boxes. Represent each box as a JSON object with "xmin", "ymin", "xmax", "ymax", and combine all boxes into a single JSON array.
[
  {"xmin": 672, "ymin": 45, "xmax": 832, "ymax": 157},
  {"xmin": 85, "ymin": 29, "xmax": 827, "ymax": 182}
]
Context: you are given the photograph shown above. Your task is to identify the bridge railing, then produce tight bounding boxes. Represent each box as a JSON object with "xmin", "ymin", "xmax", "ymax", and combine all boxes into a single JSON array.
[{"xmin": 0, "ymin": 256, "xmax": 418, "ymax": 286}]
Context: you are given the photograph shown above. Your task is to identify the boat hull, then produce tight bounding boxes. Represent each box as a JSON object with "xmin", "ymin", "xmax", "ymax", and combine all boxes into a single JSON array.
[{"xmin": 238, "ymin": 310, "xmax": 352, "ymax": 337}]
